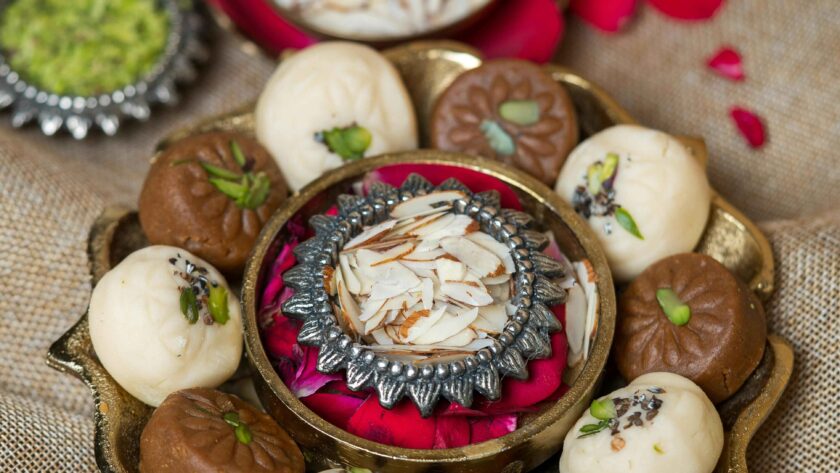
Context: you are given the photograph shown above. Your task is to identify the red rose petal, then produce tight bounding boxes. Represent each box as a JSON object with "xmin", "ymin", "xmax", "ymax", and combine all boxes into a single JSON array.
[
  {"xmin": 479, "ymin": 331, "xmax": 568, "ymax": 413},
  {"xmin": 320, "ymin": 380, "xmax": 370, "ymax": 398},
  {"xmin": 648, "ymin": 0, "xmax": 725, "ymax": 20},
  {"xmin": 264, "ymin": 314, "xmax": 301, "ymax": 361},
  {"xmin": 433, "ymin": 416, "xmax": 472, "ymax": 448},
  {"xmin": 290, "ymin": 346, "xmax": 343, "ymax": 398},
  {"xmin": 469, "ymin": 414, "xmax": 517, "ymax": 443},
  {"xmin": 570, "ymin": 0, "xmax": 638, "ymax": 33},
  {"xmin": 301, "ymin": 393, "xmax": 366, "ymax": 430},
  {"xmin": 363, "ymin": 164, "xmax": 523, "ymax": 210},
  {"xmin": 347, "ymin": 397, "xmax": 436, "ymax": 449},
  {"xmin": 457, "ymin": 0, "xmax": 564, "ymax": 63},
  {"xmin": 707, "ymin": 47, "xmax": 744, "ymax": 81},
  {"xmin": 440, "ymin": 402, "xmax": 488, "ymax": 417},
  {"xmin": 730, "ymin": 106, "xmax": 767, "ymax": 148}
]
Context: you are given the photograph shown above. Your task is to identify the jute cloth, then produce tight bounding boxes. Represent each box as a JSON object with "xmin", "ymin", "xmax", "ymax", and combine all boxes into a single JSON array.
[{"xmin": 1, "ymin": 1, "xmax": 838, "ymax": 471}]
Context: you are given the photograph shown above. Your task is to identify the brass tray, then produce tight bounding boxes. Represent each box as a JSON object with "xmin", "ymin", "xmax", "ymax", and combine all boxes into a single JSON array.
[{"xmin": 48, "ymin": 41, "xmax": 791, "ymax": 473}]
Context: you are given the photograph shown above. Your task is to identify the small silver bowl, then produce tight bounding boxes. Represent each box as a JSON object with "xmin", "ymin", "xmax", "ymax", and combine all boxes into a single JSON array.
[
  {"xmin": 0, "ymin": 0, "xmax": 208, "ymax": 139},
  {"xmin": 282, "ymin": 173, "xmax": 567, "ymax": 416}
]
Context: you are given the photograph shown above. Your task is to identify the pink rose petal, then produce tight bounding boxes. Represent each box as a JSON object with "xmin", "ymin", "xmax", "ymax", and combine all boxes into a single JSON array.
[
  {"xmin": 347, "ymin": 397, "xmax": 436, "ymax": 449},
  {"xmin": 363, "ymin": 164, "xmax": 523, "ymax": 210},
  {"xmin": 264, "ymin": 314, "xmax": 301, "ymax": 361},
  {"xmin": 440, "ymin": 402, "xmax": 488, "ymax": 417},
  {"xmin": 290, "ymin": 346, "xmax": 343, "ymax": 398},
  {"xmin": 647, "ymin": 0, "xmax": 725, "ymax": 21},
  {"xmin": 320, "ymin": 380, "xmax": 370, "ymax": 398},
  {"xmin": 433, "ymin": 416, "xmax": 472, "ymax": 448},
  {"xmin": 707, "ymin": 47, "xmax": 744, "ymax": 81},
  {"xmin": 469, "ymin": 414, "xmax": 518, "ymax": 443},
  {"xmin": 730, "ymin": 106, "xmax": 767, "ymax": 149},
  {"xmin": 479, "ymin": 331, "xmax": 568, "ymax": 413},
  {"xmin": 570, "ymin": 0, "xmax": 638, "ymax": 33},
  {"xmin": 301, "ymin": 393, "xmax": 366, "ymax": 430},
  {"xmin": 457, "ymin": 0, "xmax": 564, "ymax": 63}
]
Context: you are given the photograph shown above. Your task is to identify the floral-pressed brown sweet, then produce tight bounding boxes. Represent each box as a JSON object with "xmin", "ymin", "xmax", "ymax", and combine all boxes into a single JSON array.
[
  {"xmin": 430, "ymin": 59, "xmax": 578, "ymax": 184},
  {"xmin": 139, "ymin": 131, "xmax": 288, "ymax": 274},
  {"xmin": 614, "ymin": 253, "xmax": 767, "ymax": 403},
  {"xmin": 139, "ymin": 388, "xmax": 304, "ymax": 473}
]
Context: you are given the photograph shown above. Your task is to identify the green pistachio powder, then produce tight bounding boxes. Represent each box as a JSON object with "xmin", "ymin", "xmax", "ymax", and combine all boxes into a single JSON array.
[{"xmin": 0, "ymin": 0, "xmax": 169, "ymax": 96}]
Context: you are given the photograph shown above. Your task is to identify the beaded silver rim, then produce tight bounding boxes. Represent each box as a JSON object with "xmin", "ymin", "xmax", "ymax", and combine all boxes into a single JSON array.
[
  {"xmin": 0, "ymin": 0, "xmax": 208, "ymax": 139},
  {"xmin": 282, "ymin": 174, "xmax": 568, "ymax": 416}
]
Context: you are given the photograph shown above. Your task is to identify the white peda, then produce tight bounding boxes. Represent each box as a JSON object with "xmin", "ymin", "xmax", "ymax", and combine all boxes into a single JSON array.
[
  {"xmin": 559, "ymin": 372, "xmax": 724, "ymax": 473},
  {"xmin": 555, "ymin": 125, "xmax": 711, "ymax": 282},
  {"xmin": 255, "ymin": 42, "xmax": 418, "ymax": 191},
  {"xmin": 88, "ymin": 246, "xmax": 243, "ymax": 406}
]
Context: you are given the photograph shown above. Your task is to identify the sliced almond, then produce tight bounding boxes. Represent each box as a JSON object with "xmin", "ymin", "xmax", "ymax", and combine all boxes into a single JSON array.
[
  {"xmin": 565, "ymin": 283, "xmax": 587, "ymax": 365},
  {"xmin": 409, "ymin": 212, "xmax": 457, "ymax": 237},
  {"xmin": 420, "ymin": 277, "xmax": 434, "ymax": 310},
  {"xmin": 435, "ymin": 258, "xmax": 466, "ymax": 282},
  {"xmin": 390, "ymin": 191, "xmax": 466, "ymax": 218},
  {"xmin": 364, "ymin": 307, "xmax": 389, "ymax": 335},
  {"xmin": 482, "ymin": 274, "xmax": 511, "ymax": 286},
  {"xmin": 438, "ymin": 328, "xmax": 477, "ymax": 347},
  {"xmin": 466, "ymin": 232, "xmax": 516, "ymax": 274},
  {"xmin": 440, "ymin": 281, "xmax": 493, "ymax": 307},
  {"xmin": 423, "ymin": 214, "xmax": 479, "ymax": 240},
  {"xmin": 337, "ymin": 279, "xmax": 364, "ymax": 336},
  {"xmin": 371, "ymin": 328, "xmax": 392, "ymax": 345},
  {"xmin": 414, "ymin": 307, "xmax": 479, "ymax": 345},
  {"xmin": 339, "ymin": 254, "xmax": 362, "ymax": 295},
  {"xmin": 402, "ymin": 247, "xmax": 446, "ymax": 262},
  {"xmin": 344, "ymin": 219, "xmax": 397, "ymax": 250},
  {"xmin": 359, "ymin": 297, "xmax": 387, "ymax": 322},
  {"xmin": 324, "ymin": 265, "xmax": 337, "ymax": 296},
  {"xmin": 440, "ymin": 237, "xmax": 504, "ymax": 278},
  {"xmin": 473, "ymin": 303, "xmax": 508, "ymax": 334},
  {"xmin": 404, "ymin": 305, "xmax": 447, "ymax": 343}
]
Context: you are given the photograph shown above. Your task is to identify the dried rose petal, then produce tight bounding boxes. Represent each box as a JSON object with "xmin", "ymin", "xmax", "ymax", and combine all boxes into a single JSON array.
[
  {"xmin": 300, "ymin": 393, "xmax": 365, "ymax": 430},
  {"xmin": 730, "ymin": 106, "xmax": 767, "ymax": 148},
  {"xmin": 440, "ymin": 402, "xmax": 488, "ymax": 417},
  {"xmin": 347, "ymin": 397, "xmax": 436, "ymax": 449},
  {"xmin": 290, "ymin": 346, "xmax": 343, "ymax": 398},
  {"xmin": 363, "ymin": 164, "xmax": 523, "ymax": 210},
  {"xmin": 707, "ymin": 47, "xmax": 744, "ymax": 81},
  {"xmin": 433, "ymin": 416, "xmax": 471, "ymax": 448},
  {"xmin": 469, "ymin": 414, "xmax": 517, "ymax": 443},
  {"xmin": 647, "ymin": 0, "xmax": 725, "ymax": 20},
  {"xmin": 478, "ymin": 331, "xmax": 568, "ymax": 413},
  {"xmin": 456, "ymin": 0, "xmax": 564, "ymax": 63},
  {"xmin": 264, "ymin": 314, "xmax": 301, "ymax": 361},
  {"xmin": 570, "ymin": 0, "xmax": 638, "ymax": 33}
]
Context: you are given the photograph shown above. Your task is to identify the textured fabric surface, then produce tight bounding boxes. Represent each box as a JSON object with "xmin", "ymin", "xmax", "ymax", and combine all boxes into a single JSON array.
[{"xmin": 0, "ymin": 3, "xmax": 838, "ymax": 472}]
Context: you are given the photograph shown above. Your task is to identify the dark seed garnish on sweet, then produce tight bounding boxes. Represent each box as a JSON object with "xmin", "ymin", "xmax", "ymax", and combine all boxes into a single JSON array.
[
  {"xmin": 647, "ymin": 387, "xmax": 665, "ymax": 394},
  {"xmin": 171, "ymin": 253, "xmax": 225, "ymax": 327}
]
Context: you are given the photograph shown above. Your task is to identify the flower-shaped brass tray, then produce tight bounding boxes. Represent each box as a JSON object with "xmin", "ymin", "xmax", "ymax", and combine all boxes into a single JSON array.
[{"xmin": 48, "ymin": 41, "xmax": 791, "ymax": 473}]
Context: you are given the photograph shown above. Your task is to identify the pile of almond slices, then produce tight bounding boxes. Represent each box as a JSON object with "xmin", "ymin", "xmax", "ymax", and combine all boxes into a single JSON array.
[{"xmin": 323, "ymin": 191, "xmax": 517, "ymax": 360}]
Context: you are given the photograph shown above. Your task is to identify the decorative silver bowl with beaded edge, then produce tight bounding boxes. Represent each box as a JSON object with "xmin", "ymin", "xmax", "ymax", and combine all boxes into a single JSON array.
[
  {"xmin": 281, "ymin": 173, "xmax": 567, "ymax": 417},
  {"xmin": 0, "ymin": 0, "xmax": 208, "ymax": 139}
]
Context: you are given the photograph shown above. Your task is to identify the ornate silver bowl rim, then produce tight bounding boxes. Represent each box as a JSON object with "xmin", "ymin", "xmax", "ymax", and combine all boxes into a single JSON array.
[
  {"xmin": 281, "ymin": 174, "xmax": 567, "ymax": 416},
  {"xmin": 0, "ymin": 0, "xmax": 208, "ymax": 139}
]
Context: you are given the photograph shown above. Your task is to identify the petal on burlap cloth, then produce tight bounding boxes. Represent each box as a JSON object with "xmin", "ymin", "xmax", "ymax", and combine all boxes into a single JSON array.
[{"xmin": 1, "ymin": 4, "xmax": 839, "ymax": 472}]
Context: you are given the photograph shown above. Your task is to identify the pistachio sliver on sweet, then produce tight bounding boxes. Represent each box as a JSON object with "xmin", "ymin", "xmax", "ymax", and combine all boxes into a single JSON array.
[
  {"xmin": 615, "ymin": 207, "xmax": 644, "ymax": 240},
  {"xmin": 200, "ymin": 161, "xmax": 241, "ymax": 181},
  {"xmin": 234, "ymin": 423, "xmax": 253, "ymax": 445},
  {"xmin": 321, "ymin": 124, "xmax": 372, "ymax": 161},
  {"xmin": 208, "ymin": 285, "xmax": 230, "ymax": 325},
  {"xmin": 589, "ymin": 397, "xmax": 618, "ymax": 420},
  {"xmin": 479, "ymin": 120, "xmax": 516, "ymax": 156},
  {"xmin": 587, "ymin": 162, "xmax": 604, "ymax": 195},
  {"xmin": 499, "ymin": 99, "xmax": 540, "ymax": 126},
  {"xmin": 229, "ymin": 140, "xmax": 248, "ymax": 168},
  {"xmin": 179, "ymin": 286, "xmax": 199, "ymax": 324},
  {"xmin": 656, "ymin": 288, "xmax": 691, "ymax": 326},
  {"xmin": 600, "ymin": 153, "xmax": 619, "ymax": 182}
]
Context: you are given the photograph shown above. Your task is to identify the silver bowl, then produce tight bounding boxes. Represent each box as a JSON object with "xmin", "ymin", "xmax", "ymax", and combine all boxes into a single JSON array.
[{"xmin": 0, "ymin": 0, "xmax": 208, "ymax": 138}]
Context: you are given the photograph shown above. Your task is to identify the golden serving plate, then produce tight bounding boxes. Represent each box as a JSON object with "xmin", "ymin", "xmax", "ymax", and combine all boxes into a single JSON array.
[{"xmin": 48, "ymin": 41, "xmax": 790, "ymax": 473}]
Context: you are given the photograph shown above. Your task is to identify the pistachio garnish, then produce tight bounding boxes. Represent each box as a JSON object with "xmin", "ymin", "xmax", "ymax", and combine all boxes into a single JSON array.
[
  {"xmin": 656, "ymin": 288, "xmax": 691, "ymax": 326},
  {"xmin": 202, "ymin": 140, "xmax": 272, "ymax": 210},
  {"xmin": 222, "ymin": 411, "xmax": 253, "ymax": 444},
  {"xmin": 654, "ymin": 443, "xmax": 665, "ymax": 454},
  {"xmin": 317, "ymin": 124, "xmax": 372, "ymax": 161},
  {"xmin": 208, "ymin": 285, "xmax": 230, "ymax": 325},
  {"xmin": 499, "ymin": 99, "xmax": 540, "ymax": 126},
  {"xmin": 179, "ymin": 286, "xmax": 199, "ymax": 324},
  {"xmin": 615, "ymin": 207, "xmax": 644, "ymax": 240},
  {"xmin": 590, "ymin": 397, "xmax": 618, "ymax": 420},
  {"xmin": 479, "ymin": 120, "xmax": 516, "ymax": 156}
]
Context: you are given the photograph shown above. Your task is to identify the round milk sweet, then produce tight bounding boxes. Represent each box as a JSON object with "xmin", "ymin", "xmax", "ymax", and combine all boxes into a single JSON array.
[
  {"xmin": 555, "ymin": 125, "xmax": 711, "ymax": 282},
  {"xmin": 88, "ymin": 246, "xmax": 243, "ymax": 406},
  {"xmin": 559, "ymin": 372, "xmax": 724, "ymax": 473},
  {"xmin": 255, "ymin": 42, "xmax": 418, "ymax": 191}
]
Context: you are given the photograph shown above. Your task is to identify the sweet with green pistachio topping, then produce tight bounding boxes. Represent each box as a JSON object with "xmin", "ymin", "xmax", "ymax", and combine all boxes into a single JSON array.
[
  {"xmin": 317, "ymin": 124, "xmax": 372, "ymax": 161},
  {"xmin": 0, "ymin": 0, "xmax": 169, "ymax": 96},
  {"xmin": 499, "ymin": 99, "xmax": 540, "ymax": 126},
  {"xmin": 656, "ymin": 288, "xmax": 692, "ymax": 325},
  {"xmin": 202, "ymin": 140, "xmax": 272, "ymax": 210}
]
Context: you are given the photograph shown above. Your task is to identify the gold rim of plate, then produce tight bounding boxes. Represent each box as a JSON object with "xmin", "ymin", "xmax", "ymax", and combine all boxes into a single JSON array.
[{"xmin": 48, "ymin": 41, "xmax": 788, "ymax": 473}]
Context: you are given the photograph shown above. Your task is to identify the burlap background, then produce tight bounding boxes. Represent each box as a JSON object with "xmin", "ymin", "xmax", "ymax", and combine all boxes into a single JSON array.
[{"xmin": 1, "ymin": 1, "xmax": 837, "ymax": 471}]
